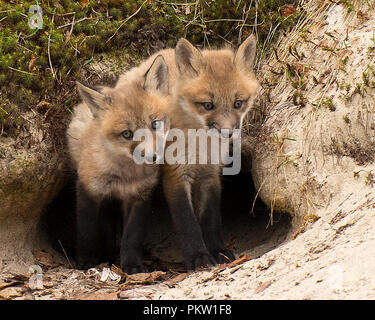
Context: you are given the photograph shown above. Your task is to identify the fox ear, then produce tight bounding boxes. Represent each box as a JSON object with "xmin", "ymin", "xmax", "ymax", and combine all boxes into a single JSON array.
[
  {"xmin": 234, "ymin": 34, "xmax": 257, "ymax": 73},
  {"xmin": 175, "ymin": 38, "xmax": 205, "ymax": 78},
  {"xmin": 76, "ymin": 81, "xmax": 110, "ymax": 117},
  {"xmin": 144, "ymin": 55, "xmax": 169, "ymax": 95}
]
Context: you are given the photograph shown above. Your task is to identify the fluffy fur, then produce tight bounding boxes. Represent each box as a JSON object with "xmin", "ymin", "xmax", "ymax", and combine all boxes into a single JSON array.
[
  {"xmin": 67, "ymin": 55, "xmax": 171, "ymax": 273},
  {"xmin": 159, "ymin": 35, "xmax": 259, "ymax": 269}
]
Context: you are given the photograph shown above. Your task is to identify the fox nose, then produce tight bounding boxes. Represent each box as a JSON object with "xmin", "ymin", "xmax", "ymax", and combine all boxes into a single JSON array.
[
  {"xmin": 221, "ymin": 129, "xmax": 233, "ymax": 139},
  {"xmin": 145, "ymin": 153, "xmax": 158, "ymax": 164}
]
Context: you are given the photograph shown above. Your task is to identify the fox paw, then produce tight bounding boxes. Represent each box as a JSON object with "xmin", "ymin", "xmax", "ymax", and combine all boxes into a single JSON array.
[
  {"xmin": 76, "ymin": 257, "xmax": 101, "ymax": 270},
  {"xmin": 121, "ymin": 255, "xmax": 145, "ymax": 274},
  {"xmin": 186, "ymin": 252, "xmax": 215, "ymax": 271},
  {"xmin": 211, "ymin": 249, "xmax": 235, "ymax": 264}
]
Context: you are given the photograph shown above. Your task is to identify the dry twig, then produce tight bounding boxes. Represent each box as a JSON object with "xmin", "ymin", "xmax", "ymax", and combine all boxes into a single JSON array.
[{"xmin": 47, "ymin": 33, "xmax": 56, "ymax": 80}]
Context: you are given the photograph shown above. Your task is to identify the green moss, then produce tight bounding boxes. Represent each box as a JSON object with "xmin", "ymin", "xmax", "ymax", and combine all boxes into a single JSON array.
[
  {"xmin": 0, "ymin": 0, "xmax": 298, "ymax": 138},
  {"xmin": 338, "ymin": 0, "xmax": 354, "ymax": 13},
  {"xmin": 15, "ymin": 88, "xmax": 34, "ymax": 108},
  {"xmin": 362, "ymin": 65, "xmax": 375, "ymax": 88},
  {"xmin": 353, "ymin": 83, "xmax": 365, "ymax": 97},
  {"xmin": 0, "ymin": 96, "xmax": 23, "ymax": 135},
  {"xmin": 322, "ymin": 99, "xmax": 336, "ymax": 112}
]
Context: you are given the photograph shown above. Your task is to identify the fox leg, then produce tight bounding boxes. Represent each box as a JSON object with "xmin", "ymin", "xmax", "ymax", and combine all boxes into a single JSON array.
[
  {"xmin": 98, "ymin": 198, "xmax": 119, "ymax": 265},
  {"xmin": 120, "ymin": 197, "xmax": 151, "ymax": 274},
  {"xmin": 195, "ymin": 176, "xmax": 235, "ymax": 264},
  {"xmin": 76, "ymin": 180, "xmax": 103, "ymax": 270},
  {"xmin": 163, "ymin": 175, "xmax": 215, "ymax": 270}
]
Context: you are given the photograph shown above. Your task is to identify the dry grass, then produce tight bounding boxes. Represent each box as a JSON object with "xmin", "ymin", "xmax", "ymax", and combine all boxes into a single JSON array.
[{"xmin": 246, "ymin": 0, "xmax": 375, "ymax": 229}]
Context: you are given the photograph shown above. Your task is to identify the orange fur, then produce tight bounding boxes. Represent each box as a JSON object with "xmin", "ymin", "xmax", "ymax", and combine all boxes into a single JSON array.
[
  {"xmin": 161, "ymin": 36, "xmax": 259, "ymax": 200},
  {"xmin": 157, "ymin": 36, "xmax": 259, "ymax": 268},
  {"xmin": 67, "ymin": 56, "xmax": 171, "ymax": 202}
]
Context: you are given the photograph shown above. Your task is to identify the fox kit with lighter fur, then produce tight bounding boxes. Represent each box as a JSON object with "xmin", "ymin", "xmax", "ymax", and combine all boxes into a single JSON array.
[
  {"xmin": 162, "ymin": 35, "xmax": 259, "ymax": 269},
  {"xmin": 67, "ymin": 55, "xmax": 170, "ymax": 274}
]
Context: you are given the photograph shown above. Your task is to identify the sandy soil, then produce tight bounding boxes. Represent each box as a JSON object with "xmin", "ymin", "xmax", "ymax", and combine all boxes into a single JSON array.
[{"xmin": 2, "ymin": 188, "xmax": 374, "ymax": 300}]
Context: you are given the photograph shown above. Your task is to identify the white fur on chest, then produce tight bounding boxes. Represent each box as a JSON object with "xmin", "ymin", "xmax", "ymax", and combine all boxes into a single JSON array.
[{"xmin": 88, "ymin": 148, "xmax": 159, "ymax": 200}]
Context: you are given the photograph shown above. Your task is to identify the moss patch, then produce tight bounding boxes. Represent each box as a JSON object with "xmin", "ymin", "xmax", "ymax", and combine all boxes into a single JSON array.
[{"xmin": 0, "ymin": 0, "xmax": 300, "ymax": 147}]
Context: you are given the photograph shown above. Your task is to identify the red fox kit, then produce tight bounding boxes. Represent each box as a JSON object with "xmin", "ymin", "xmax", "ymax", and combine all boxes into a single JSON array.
[
  {"xmin": 162, "ymin": 35, "xmax": 259, "ymax": 269},
  {"xmin": 67, "ymin": 55, "xmax": 170, "ymax": 273}
]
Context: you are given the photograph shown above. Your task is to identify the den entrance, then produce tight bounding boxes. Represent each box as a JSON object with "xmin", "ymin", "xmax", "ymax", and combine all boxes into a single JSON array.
[{"xmin": 43, "ymin": 167, "xmax": 292, "ymax": 271}]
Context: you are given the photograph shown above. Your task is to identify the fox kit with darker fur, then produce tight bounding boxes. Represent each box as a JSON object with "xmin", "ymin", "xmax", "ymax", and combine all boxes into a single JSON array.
[
  {"xmin": 162, "ymin": 35, "xmax": 259, "ymax": 270},
  {"xmin": 67, "ymin": 55, "xmax": 170, "ymax": 274}
]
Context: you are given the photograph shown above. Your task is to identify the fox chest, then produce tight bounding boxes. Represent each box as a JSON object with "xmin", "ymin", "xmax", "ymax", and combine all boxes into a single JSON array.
[{"xmin": 89, "ymin": 169, "xmax": 159, "ymax": 201}]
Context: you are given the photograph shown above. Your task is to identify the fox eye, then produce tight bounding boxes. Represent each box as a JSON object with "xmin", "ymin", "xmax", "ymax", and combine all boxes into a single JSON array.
[
  {"xmin": 121, "ymin": 130, "xmax": 133, "ymax": 140},
  {"xmin": 202, "ymin": 102, "xmax": 214, "ymax": 111},
  {"xmin": 152, "ymin": 120, "xmax": 162, "ymax": 130},
  {"xmin": 234, "ymin": 100, "xmax": 243, "ymax": 109}
]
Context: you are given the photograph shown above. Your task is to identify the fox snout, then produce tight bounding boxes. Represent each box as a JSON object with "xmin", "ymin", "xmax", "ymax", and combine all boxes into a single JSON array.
[
  {"xmin": 140, "ymin": 150, "xmax": 159, "ymax": 164},
  {"xmin": 221, "ymin": 129, "xmax": 233, "ymax": 139},
  {"xmin": 207, "ymin": 121, "xmax": 241, "ymax": 138}
]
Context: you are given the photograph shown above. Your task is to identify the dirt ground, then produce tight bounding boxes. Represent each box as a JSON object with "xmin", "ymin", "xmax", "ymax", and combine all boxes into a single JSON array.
[
  {"xmin": 0, "ymin": 172, "xmax": 293, "ymax": 300},
  {"xmin": 2, "ymin": 135, "xmax": 375, "ymax": 300},
  {"xmin": 1, "ymin": 162, "xmax": 375, "ymax": 300},
  {"xmin": 2, "ymin": 186, "xmax": 375, "ymax": 300}
]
